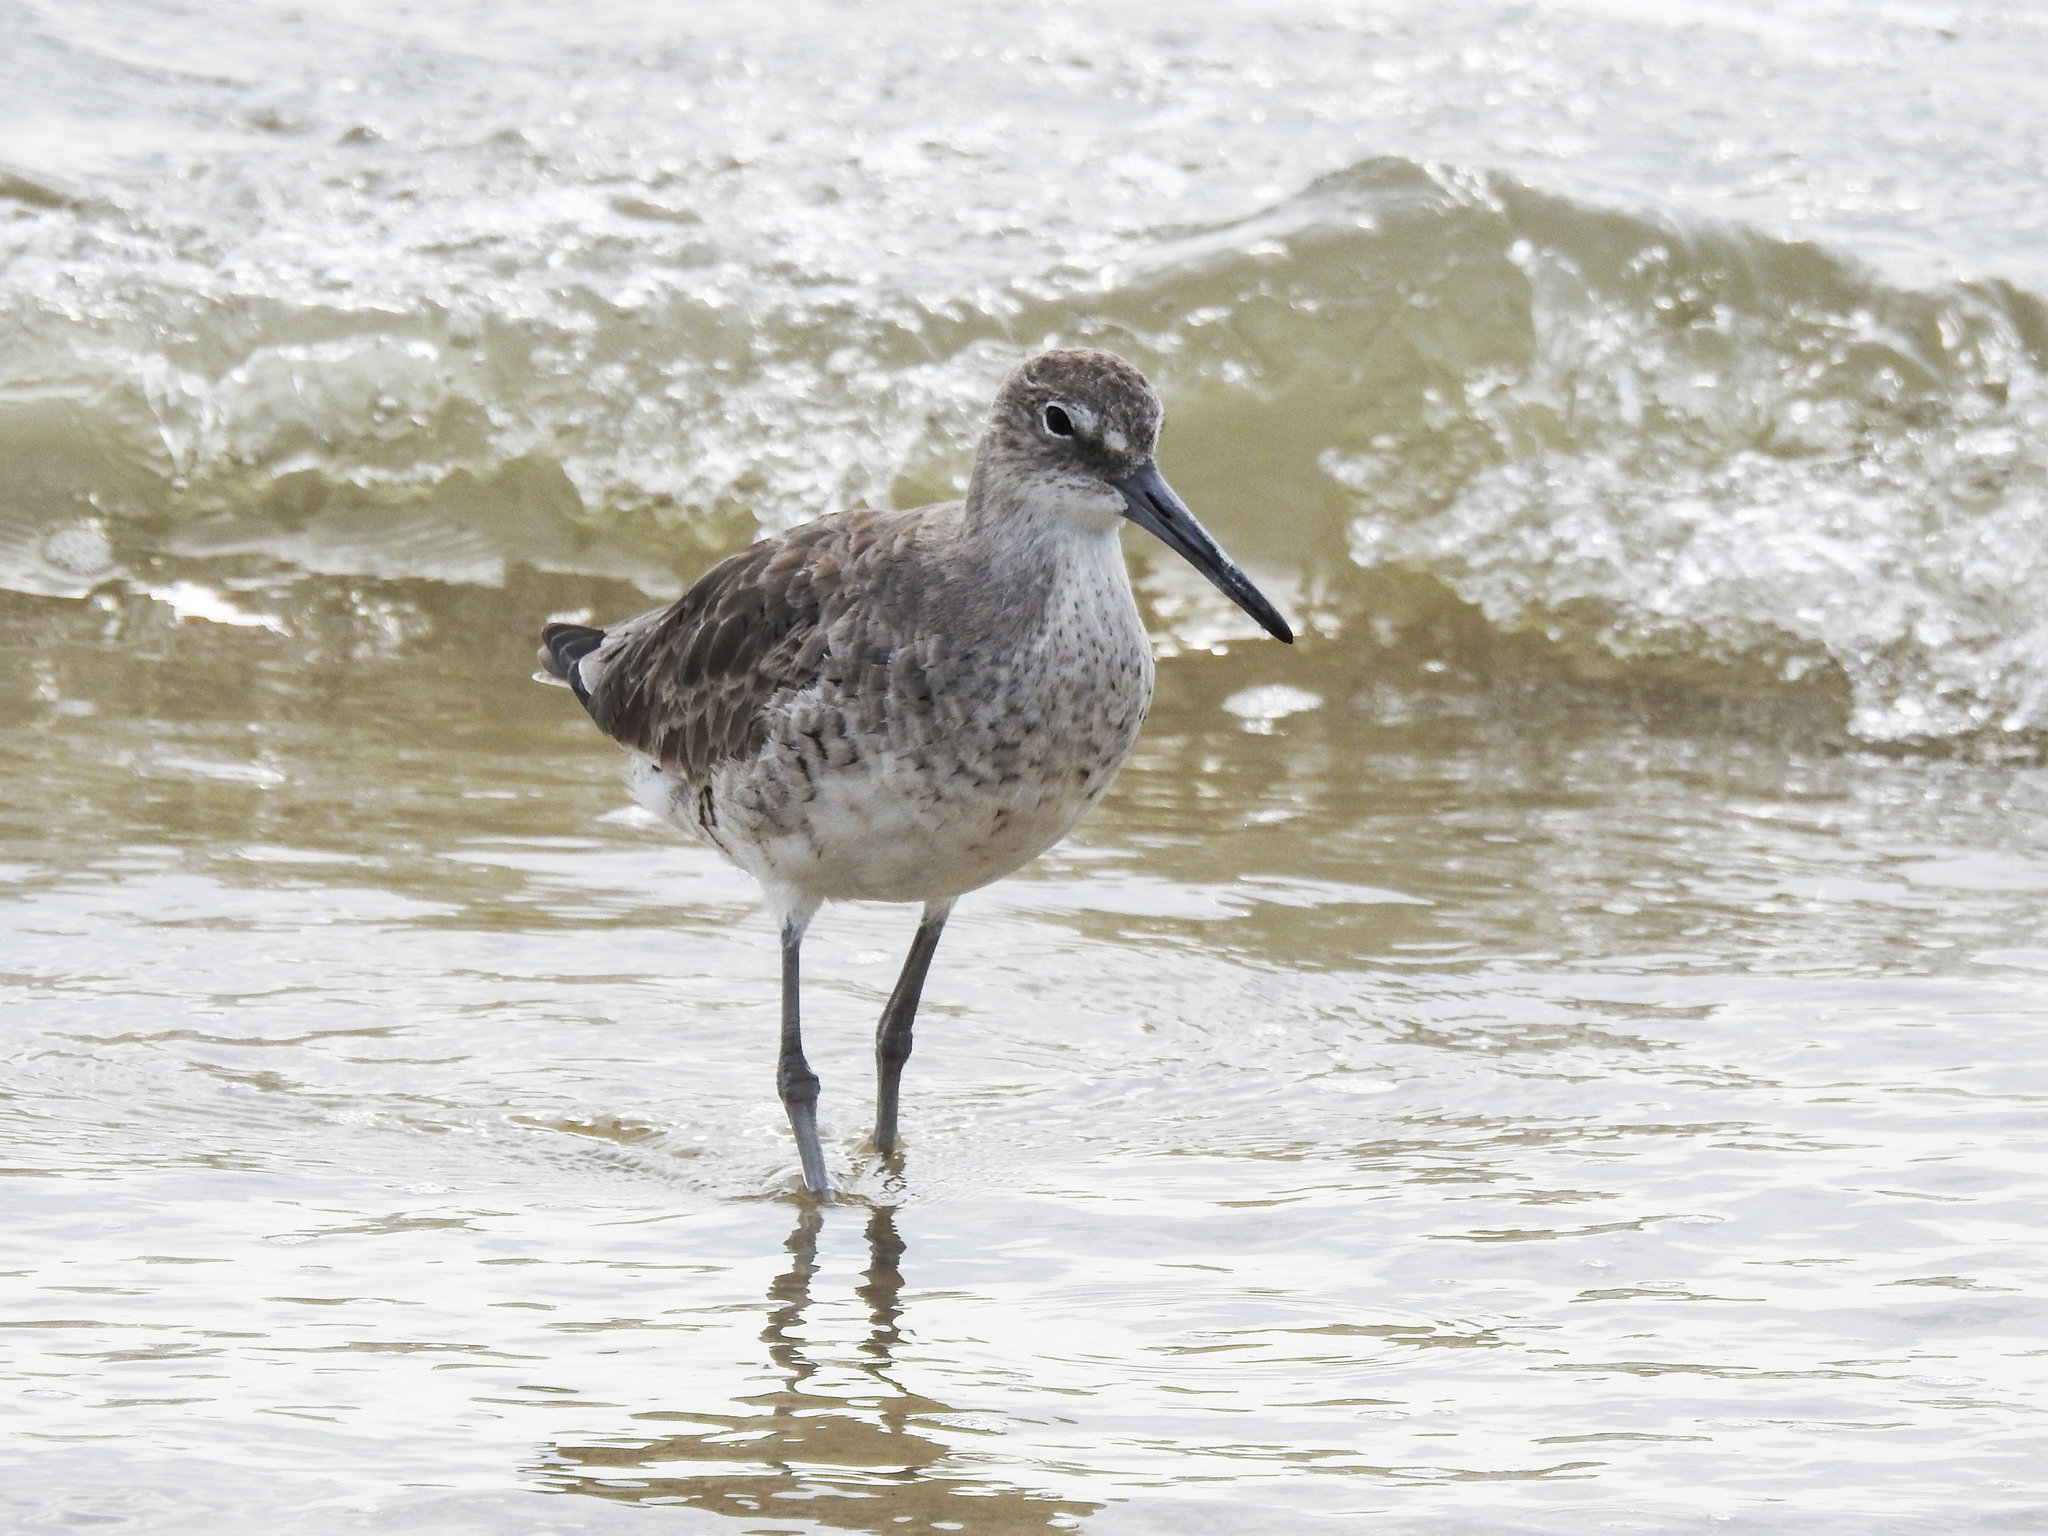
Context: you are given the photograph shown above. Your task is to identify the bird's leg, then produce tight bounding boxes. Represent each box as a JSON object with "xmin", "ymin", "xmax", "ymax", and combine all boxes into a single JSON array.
[
  {"xmin": 873, "ymin": 898, "xmax": 953, "ymax": 1157},
  {"xmin": 778, "ymin": 913, "xmax": 831, "ymax": 1198}
]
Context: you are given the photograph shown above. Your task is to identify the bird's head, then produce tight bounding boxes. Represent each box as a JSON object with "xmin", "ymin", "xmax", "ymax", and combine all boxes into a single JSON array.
[{"xmin": 975, "ymin": 348, "xmax": 1292, "ymax": 644}]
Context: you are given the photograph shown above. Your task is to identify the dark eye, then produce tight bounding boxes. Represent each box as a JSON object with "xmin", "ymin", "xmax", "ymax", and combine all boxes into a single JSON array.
[{"xmin": 1041, "ymin": 404, "xmax": 1075, "ymax": 437}]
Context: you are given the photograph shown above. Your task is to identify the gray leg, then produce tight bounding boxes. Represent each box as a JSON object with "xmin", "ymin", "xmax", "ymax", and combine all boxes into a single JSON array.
[
  {"xmin": 778, "ymin": 916, "xmax": 831, "ymax": 1197},
  {"xmin": 873, "ymin": 899, "xmax": 953, "ymax": 1157}
]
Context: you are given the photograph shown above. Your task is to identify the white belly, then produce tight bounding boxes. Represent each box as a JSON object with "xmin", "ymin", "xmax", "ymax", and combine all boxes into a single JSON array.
[{"xmin": 631, "ymin": 715, "xmax": 1133, "ymax": 906}]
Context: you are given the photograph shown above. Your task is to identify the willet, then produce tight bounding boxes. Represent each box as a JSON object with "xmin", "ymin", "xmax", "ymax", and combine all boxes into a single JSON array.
[{"xmin": 538, "ymin": 349, "xmax": 1291, "ymax": 1195}]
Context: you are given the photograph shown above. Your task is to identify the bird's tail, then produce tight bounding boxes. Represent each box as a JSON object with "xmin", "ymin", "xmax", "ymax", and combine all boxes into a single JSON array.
[{"xmin": 537, "ymin": 623, "xmax": 606, "ymax": 707}]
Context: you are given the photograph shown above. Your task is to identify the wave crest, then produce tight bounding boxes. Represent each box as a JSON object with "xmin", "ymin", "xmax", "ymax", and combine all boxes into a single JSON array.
[{"xmin": 6, "ymin": 153, "xmax": 2047, "ymax": 743}]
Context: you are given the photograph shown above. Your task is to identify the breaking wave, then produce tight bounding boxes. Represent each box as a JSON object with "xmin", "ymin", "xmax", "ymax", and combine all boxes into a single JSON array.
[{"xmin": 7, "ymin": 136, "xmax": 2048, "ymax": 744}]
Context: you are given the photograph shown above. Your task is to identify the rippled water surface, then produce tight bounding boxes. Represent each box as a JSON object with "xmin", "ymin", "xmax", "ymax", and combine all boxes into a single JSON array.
[
  {"xmin": 6, "ymin": 0, "xmax": 2048, "ymax": 1531},
  {"xmin": 7, "ymin": 579, "xmax": 2047, "ymax": 1533}
]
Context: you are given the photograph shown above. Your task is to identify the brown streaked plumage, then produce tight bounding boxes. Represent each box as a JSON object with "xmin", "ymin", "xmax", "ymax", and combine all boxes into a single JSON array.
[{"xmin": 538, "ymin": 348, "xmax": 1291, "ymax": 1197}]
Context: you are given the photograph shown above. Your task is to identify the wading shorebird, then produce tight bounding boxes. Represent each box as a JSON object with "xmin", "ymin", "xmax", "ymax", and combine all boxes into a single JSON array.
[{"xmin": 538, "ymin": 349, "xmax": 1291, "ymax": 1196}]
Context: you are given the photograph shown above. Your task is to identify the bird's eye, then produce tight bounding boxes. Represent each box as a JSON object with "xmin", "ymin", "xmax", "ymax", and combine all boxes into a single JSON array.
[{"xmin": 1041, "ymin": 404, "xmax": 1075, "ymax": 438}]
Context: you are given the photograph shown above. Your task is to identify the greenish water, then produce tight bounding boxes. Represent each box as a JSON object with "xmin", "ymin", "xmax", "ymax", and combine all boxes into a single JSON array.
[{"xmin": 6, "ymin": 0, "xmax": 2048, "ymax": 1529}]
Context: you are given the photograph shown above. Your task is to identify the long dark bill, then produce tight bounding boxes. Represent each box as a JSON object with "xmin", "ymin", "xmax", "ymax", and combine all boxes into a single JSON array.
[{"xmin": 1114, "ymin": 463, "xmax": 1294, "ymax": 644}]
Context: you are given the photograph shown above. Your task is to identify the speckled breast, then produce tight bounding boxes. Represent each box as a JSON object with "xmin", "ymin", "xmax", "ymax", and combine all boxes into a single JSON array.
[{"xmin": 693, "ymin": 539, "xmax": 1155, "ymax": 905}]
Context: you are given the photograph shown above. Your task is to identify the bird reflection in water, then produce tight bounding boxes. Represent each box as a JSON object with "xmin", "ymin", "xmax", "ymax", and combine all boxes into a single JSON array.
[{"xmin": 541, "ymin": 1205, "xmax": 1095, "ymax": 1532}]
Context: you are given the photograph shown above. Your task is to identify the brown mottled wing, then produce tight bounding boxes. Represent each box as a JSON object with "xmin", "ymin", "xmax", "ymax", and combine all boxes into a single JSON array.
[{"xmin": 579, "ymin": 511, "xmax": 889, "ymax": 783}]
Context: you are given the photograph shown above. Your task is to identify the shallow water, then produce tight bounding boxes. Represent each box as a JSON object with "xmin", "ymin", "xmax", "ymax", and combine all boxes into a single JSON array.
[
  {"xmin": 6, "ymin": 0, "xmax": 2048, "ymax": 1530},
  {"xmin": 6, "ymin": 578, "xmax": 2048, "ymax": 1532}
]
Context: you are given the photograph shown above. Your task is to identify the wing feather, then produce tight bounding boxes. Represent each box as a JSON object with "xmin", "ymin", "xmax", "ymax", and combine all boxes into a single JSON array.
[{"xmin": 572, "ymin": 511, "xmax": 898, "ymax": 783}]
